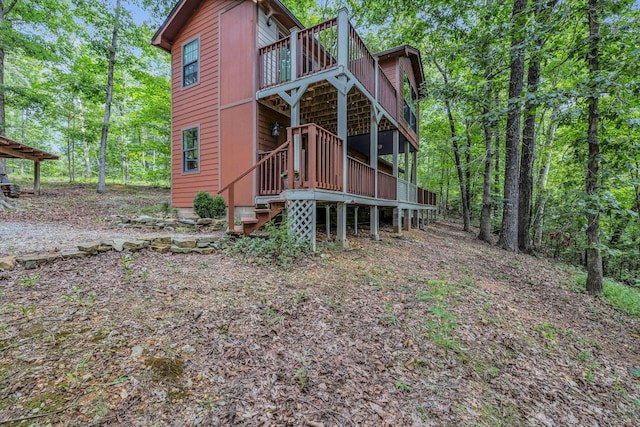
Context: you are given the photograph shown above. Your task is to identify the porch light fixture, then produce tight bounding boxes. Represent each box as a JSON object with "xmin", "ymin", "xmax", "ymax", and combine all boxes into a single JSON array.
[{"xmin": 271, "ymin": 122, "xmax": 280, "ymax": 137}]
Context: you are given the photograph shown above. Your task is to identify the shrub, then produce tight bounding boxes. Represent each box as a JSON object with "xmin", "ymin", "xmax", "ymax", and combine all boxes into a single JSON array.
[
  {"xmin": 228, "ymin": 220, "xmax": 311, "ymax": 269},
  {"xmin": 193, "ymin": 192, "xmax": 226, "ymax": 218}
]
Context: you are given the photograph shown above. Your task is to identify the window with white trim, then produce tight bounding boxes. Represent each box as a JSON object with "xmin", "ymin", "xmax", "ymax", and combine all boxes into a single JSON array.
[
  {"xmin": 182, "ymin": 127, "xmax": 199, "ymax": 172},
  {"xmin": 182, "ymin": 38, "xmax": 199, "ymax": 87}
]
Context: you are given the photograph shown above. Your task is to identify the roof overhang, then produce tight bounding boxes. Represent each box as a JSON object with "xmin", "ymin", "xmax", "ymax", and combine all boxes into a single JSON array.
[
  {"xmin": 0, "ymin": 135, "xmax": 59, "ymax": 162},
  {"xmin": 152, "ymin": 0, "xmax": 305, "ymax": 52},
  {"xmin": 375, "ymin": 45, "xmax": 425, "ymax": 89}
]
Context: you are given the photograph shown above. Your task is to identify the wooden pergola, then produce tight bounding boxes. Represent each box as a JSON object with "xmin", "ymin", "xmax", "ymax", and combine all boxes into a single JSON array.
[{"xmin": 0, "ymin": 135, "xmax": 59, "ymax": 195}]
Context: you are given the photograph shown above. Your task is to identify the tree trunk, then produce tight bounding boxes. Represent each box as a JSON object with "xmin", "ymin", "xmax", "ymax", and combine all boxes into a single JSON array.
[
  {"xmin": 493, "ymin": 102, "xmax": 501, "ymax": 221},
  {"xmin": 434, "ymin": 60, "xmax": 471, "ymax": 232},
  {"xmin": 78, "ymin": 99, "xmax": 91, "ymax": 179},
  {"xmin": 518, "ymin": 59, "xmax": 539, "ymax": 252},
  {"xmin": 479, "ymin": 67, "xmax": 494, "ymax": 242},
  {"xmin": 586, "ymin": 0, "xmax": 603, "ymax": 295},
  {"xmin": 97, "ymin": 0, "xmax": 121, "ymax": 194},
  {"xmin": 532, "ymin": 119, "xmax": 555, "ymax": 248},
  {"xmin": 465, "ymin": 121, "xmax": 472, "ymax": 220},
  {"xmin": 479, "ymin": 116, "xmax": 493, "ymax": 242},
  {"xmin": 499, "ymin": 0, "xmax": 528, "ymax": 252}
]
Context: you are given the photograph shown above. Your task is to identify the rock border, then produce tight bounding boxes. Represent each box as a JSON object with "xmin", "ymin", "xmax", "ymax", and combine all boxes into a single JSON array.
[
  {"xmin": 106, "ymin": 215, "xmax": 226, "ymax": 231},
  {"xmin": 0, "ymin": 235, "xmax": 222, "ymax": 271}
]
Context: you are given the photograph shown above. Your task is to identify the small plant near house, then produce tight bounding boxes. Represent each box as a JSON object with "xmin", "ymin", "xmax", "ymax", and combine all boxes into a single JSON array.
[
  {"xmin": 293, "ymin": 351, "xmax": 312, "ymax": 391},
  {"xmin": 394, "ymin": 381, "xmax": 412, "ymax": 393},
  {"xmin": 423, "ymin": 304, "xmax": 459, "ymax": 351},
  {"xmin": 229, "ymin": 220, "xmax": 310, "ymax": 269},
  {"xmin": 62, "ymin": 286, "xmax": 96, "ymax": 309},
  {"xmin": 193, "ymin": 191, "xmax": 226, "ymax": 219},
  {"xmin": 18, "ymin": 274, "xmax": 40, "ymax": 287}
]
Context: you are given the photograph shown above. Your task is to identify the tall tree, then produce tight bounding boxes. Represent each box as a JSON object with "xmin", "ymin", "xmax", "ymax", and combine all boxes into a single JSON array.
[
  {"xmin": 97, "ymin": 0, "xmax": 121, "ymax": 193},
  {"xmin": 499, "ymin": 0, "xmax": 528, "ymax": 252},
  {"xmin": 434, "ymin": 59, "xmax": 472, "ymax": 232},
  {"xmin": 585, "ymin": 0, "xmax": 603, "ymax": 295},
  {"xmin": 0, "ymin": 0, "xmax": 19, "ymax": 175}
]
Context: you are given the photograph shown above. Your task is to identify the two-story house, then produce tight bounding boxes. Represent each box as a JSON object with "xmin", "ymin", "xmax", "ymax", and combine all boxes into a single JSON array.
[{"xmin": 152, "ymin": 0, "xmax": 435, "ymax": 249}]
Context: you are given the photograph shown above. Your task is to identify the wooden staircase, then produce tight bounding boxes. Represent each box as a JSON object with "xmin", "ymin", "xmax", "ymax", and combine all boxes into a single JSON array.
[{"xmin": 231, "ymin": 199, "xmax": 286, "ymax": 236}]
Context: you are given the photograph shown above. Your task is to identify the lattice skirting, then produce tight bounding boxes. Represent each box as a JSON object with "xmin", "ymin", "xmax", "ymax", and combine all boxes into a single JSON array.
[{"xmin": 287, "ymin": 199, "xmax": 316, "ymax": 251}]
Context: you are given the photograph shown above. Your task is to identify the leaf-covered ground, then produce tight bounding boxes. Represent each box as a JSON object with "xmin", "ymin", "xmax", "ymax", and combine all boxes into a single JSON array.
[{"xmin": 1, "ymin": 184, "xmax": 639, "ymax": 426}]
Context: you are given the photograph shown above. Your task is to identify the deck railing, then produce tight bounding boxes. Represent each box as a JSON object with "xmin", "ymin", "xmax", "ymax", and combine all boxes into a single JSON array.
[
  {"xmin": 257, "ymin": 149, "xmax": 288, "ymax": 195},
  {"xmin": 258, "ymin": 38, "xmax": 292, "ymax": 89},
  {"xmin": 418, "ymin": 187, "xmax": 437, "ymax": 206},
  {"xmin": 290, "ymin": 124, "xmax": 343, "ymax": 191},
  {"xmin": 379, "ymin": 71, "xmax": 397, "ymax": 118},
  {"xmin": 377, "ymin": 171, "xmax": 397, "ymax": 200},
  {"xmin": 257, "ymin": 12, "xmax": 398, "ymax": 119},
  {"xmin": 298, "ymin": 18, "xmax": 338, "ymax": 78},
  {"xmin": 347, "ymin": 23, "xmax": 375, "ymax": 96},
  {"xmin": 347, "ymin": 157, "xmax": 375, "ymax": 197}
]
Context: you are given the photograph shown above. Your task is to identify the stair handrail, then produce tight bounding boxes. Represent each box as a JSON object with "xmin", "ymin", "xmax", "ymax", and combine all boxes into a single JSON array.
[{"xmin": 218, "ymin": 140, "xmax": 290, "ymax": 230}]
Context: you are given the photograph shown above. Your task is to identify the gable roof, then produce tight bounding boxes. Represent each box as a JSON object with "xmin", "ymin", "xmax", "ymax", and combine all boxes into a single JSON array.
[
  {"xmin": 152, "ymin": 0, "xmax": 305, "ymax": 52},
  {"xmin": 375, "ymin": 45, "xmax": 425, "ymax": 88}
]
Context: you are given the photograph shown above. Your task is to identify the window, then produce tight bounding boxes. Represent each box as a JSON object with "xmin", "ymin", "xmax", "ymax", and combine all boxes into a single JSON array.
[
  {"xmin": 182, "ymin": 38, "xmax": 199, "ymax": 87},
  {"xmin": 403, "ymin": 73, "xmax": 418, "ymax": 133},
  {"xmin": 182, "ymin": 127, "xmax": 199, "ymax": 172}
]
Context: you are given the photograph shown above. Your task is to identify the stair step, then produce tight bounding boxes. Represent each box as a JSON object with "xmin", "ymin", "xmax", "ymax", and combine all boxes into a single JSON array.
[
  {"xmin": 241, "ymin": 217, "xmax": 259, "ymax": 224},
  {"xmin": 229, "ymin": 225, "xmax": 244, "ymax": 235},
  {"xmin": 254, "ymin": 208, "xmax": 271, "ymax": 215}
]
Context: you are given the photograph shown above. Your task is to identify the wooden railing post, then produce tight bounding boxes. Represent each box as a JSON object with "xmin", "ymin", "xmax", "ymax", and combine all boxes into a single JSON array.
[
  {"xmin": 308, "ymin": 124, "xmax": 317, "ymax": 188},
  {"xmin": 337, "ymin": 8, "xmax": 349, "ymax": 68},
  {"xmin": 290, "ymin": 27, "xmax": 298, "ymax": 80},
  {"xmin": 227, "ymin": 186, "xmax": 235, "ymax": 231}
]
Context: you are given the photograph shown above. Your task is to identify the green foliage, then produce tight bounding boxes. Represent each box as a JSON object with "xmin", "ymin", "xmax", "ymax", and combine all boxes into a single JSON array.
[
  {"xmin": 572, "ymin": 273, "xmax": 640, "ymax": 317},
  {"xmin": 18, "ymin": 274, "xmax": 40, "ymax": 287},
  {"xmin": 193, "ymin": 192, "xmax": 226, "ymax": 219},
  {"xmin": 227, "ymin": 220, "xmax": 311, "ymax": 269}
]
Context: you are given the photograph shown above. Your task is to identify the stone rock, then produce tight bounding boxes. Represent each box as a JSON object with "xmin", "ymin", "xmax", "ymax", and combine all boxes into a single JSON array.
[
  {"xmin": 112, "ymin": 239, "xmax": 127, "ymax": 252},
  {"xmin": 172, "ymin": 238, "xmax": 196, "ymax": 249},
  {"xmin": 196, "ymin": 218, "xmax": 213, "ymax": 225},
  {"xmin": 17, "ymin": 253, "xmax": 60, "ymax": 270},
  {"xmin": 170, "ymin": 246, "xmax": 191, "ymax": 254},
  {"xmin": 197, "ymin": 236, "xmax": 216, "ymax": 245},
  {"xmin": 98, "ymin": 241, "xmax": 113, "ymax": 252},
  {"xmin": 131, "ymin": 345, "xmax": 144, "ymax": 358},
  {"xmin": 192, "ymin": 247, "xmax": 214, "ymax": 255},
  {"xmin": 165, "ymin": 219, "xmax": 177, "ymax": 226},
  {"xmin": 177, "ymin": 219, "xmax": 196, "ymax": 226},
  {"xmin": 77, "ymin": 242, "xmax": 101, "ymax": 253},
  {"xmin": 151, "ymin": 236, "xmax": 171, "ymax": 245},
  {"xmin": 151, "ymin": 245, "xmax": 170, "ymax": 254},
  {"xmin": 0, "ymin": 256, "xmax": 17, "ymax": 271},
  {"xmin": 60, "ymin": 250, "xmax": 89, "ymax": 259},
  {"xmin": 181, "ymin": 344, "xmax": 196, "ymax": 354},
  {"xmin": 123, "ymin": 240, "xmax": 149, "ymax": 252}
]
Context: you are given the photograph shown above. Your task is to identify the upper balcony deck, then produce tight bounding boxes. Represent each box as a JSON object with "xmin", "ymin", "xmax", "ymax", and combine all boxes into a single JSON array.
[{"xmin": 257, "ymin": 13, "xmax": 398, "ymax": 125}]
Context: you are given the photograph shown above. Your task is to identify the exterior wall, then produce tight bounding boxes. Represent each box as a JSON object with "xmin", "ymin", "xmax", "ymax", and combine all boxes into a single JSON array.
[
  {"xmin": 170, "ymin": 0, "xmax": 234, "ymax": 208},
  {"xmin": 257, "ymin": 5, "xmax": 278, "ymax": 47},
  {"xmin": 219, "ymin": 0, "xmax": 257, "ymax": 207},
  {"xmin": 398, "ymin": 56, "xmax": 419, "ymax": 150},
  {"xmin": 257, "ymin": 104, "xmax": 288, "ymax": 152}
]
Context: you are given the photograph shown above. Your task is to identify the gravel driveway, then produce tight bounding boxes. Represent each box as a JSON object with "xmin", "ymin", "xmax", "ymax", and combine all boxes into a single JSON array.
[{"xmin": 0, "ymin": 222, "xmax": 153, "ymax": 255}]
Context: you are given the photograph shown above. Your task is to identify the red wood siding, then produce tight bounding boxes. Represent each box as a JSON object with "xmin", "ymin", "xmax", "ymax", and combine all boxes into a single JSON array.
[
  {"xmin": 170, "ymin": 0, "xmax": 235, "ymax": 208},
  {"xmin": 257, "ymin": 104, "xmax": 288, "ymax": 152},
  {"xmin": 219, "ymin": 1, "xmax": 256, "ymax": 207}
]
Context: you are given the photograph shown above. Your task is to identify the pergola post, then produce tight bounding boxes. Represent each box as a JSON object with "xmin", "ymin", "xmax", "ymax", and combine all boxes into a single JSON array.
[{"xmin": 34, "ymin": 161, "xmax": 41, "ymax": 195}]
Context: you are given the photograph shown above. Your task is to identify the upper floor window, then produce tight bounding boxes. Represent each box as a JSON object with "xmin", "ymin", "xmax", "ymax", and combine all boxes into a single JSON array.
[
  {"xmin": 403, "ymin": 73, "xmax": 418, "ymax": 133},
  {"xmin": 182, "ymin": 127, "xmax": 199, "ymax": 172},
  {"xmin": 182, "ymin": 38, "xmax": 199, "ymax": 87}
]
